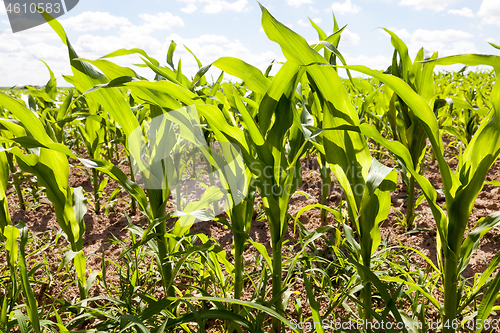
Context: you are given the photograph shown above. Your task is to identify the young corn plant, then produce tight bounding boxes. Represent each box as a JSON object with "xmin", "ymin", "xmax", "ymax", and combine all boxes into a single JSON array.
[
  {"xmin": 3, "ymin": 223, "xmax": 41, "ymax": 333},
  {"xmin": 347, "ymin": 54, "xmax": 500, "ymax": 332},
  {"xmin": 197, "ymin": 67, "xmax": 305, "ymax": 332},
  {"xmin": 45, "ymin": 15, "xmax": 251, "ymax": 306},
  {"xmin": 256, "ymin": 8, "xmax": 408, "ymax": 331},
  {"xmin": 0, "ymin": 119, "xmax": 26, "ymax": 211},
  {"xmin": 0, "ymin": 93, "xmax": 90, "ymax": 300},
  {"xmin": 77, "ymin": 115, "xmax": 106, "ymax": 214},
  {"xmin": 40, "ymin": 14, "xmax": 180, "ymax": 298},
  {"xmin": 0, "ymin": 151, "xmax": 10, "ymax": 233},
  {"xmin": 382, "ymin": 30, "xmax": 439, "ymax": 229}
]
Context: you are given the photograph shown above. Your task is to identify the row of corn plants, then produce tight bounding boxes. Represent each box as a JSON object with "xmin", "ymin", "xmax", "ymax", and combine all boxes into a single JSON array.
[{"xmin": 1, "ymin": 5, "xmax": 500, "ymax": 333}]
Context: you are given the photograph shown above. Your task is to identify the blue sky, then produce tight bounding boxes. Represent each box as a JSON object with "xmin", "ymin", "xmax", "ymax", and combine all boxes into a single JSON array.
[{"xmin": 0, "ymin": 0, "xmax": 499, "ymax": 86}]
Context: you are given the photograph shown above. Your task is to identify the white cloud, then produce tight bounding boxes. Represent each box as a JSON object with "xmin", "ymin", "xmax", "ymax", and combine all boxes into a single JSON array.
[
  {"xmin": 138, "ymin": 12, "xmax": 185, "ymax": 31},
  {"xmin": 399, "ymin": 0, "xmax": 458, "ymax": 12},
  {"xmin": 386, "ymin": 28, "xmax": 473, "ymax": 42},
  {"xmin": 383, "ymin": 28, "xmax": 476, "ymax": 58},
  {"xmin": 203, "ymin": 0, "xmax": 248, "ymax": 13},
  {"xmin": 0, "ymin": 28, "xmax": 71, "ymax": 86},
  {"xmin": 181, "ymin": 4, "xmax": 198, "ymax": 13},
  {"xmin": 0, "ymin": 3, "xmax": 6, "ymax": 15},
  {"xmin": 162, "ymin": 32, "xmax": 282, "ymax": 80},
  {"xmin": 487, "ymin": 37, "xmax": 498, "ymax": 44},
  {"xmin": 75, "ymin": 34, "xmax": 153, "ymax": 56},
  {"xmin": 330, "ymin": 0, "xmax": 361, "ymax": 15},
  {"xmin": 309, "ymin": 6, "xmax": 319, "ymax": 13},
  {"xmin": 0, "ymin": 25, "xmax": 58, "ymax": 43},
  {"xmin": 448, "ymin": 7, "xmax": 474, "ymax": 17},
  {"xmin": 309, "ymin": 28, "xmax": 359, "ymax": 47},
  {"xmin": 298, "ymin": 18, "xmax": 321, "ymax": 27},
  {"xmin": 478, "ymin": 0, "xmax": 500, "ymax": 26},
  {"xmin": 335, "ymin": 54, "xmax": 391, "ymax": 78},
  {"xmin": 178, "ymin": 0, "xmax": 250, "ymax": 14},
  {"xmin": 59, "ymin": 12, "xmax": 131, "ymax": 32},
  {"xmin": 411, "ymin": 29, "xmax": 473, "ymax": 42},
  {"xmin": 298, "ymin": 19, "xmax": 308, "ymax": 27},
  {"xmin": 346, "ymin": 54, "xmax": 391, "ymax": 71},
  {"xmin": 341, "ymin": 29, "xmax": 360, "ymax": 46},
  {"xmin": 285, "ymin": 0, "xmax": 314, "ymax": 7}
]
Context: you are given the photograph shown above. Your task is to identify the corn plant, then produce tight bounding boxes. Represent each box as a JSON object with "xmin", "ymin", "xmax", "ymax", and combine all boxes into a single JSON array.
[
  {"xmin": 0, "ymin": 151, "xmax": 10, "ymax": 233},
  {"xmin": 0, "ymin": 92, "xmax": 90, "ymax": 300},
  {"xmin": 0, "ymin": 120, "xmax": 26, "ymax": 211},
  {"xmin": 3, "ymin": 223, "xmax": 41, "ymax": 333},
  {"xmin": 381, "ymin": 30, "xmax": 439, "ymax": 229},
  {"xmin": 77, "ymin": 115, "xmax": 106, "ymax": 214},
  {"xmin": 348, "ymin": 53, "xmax": 500, "ymax": 332}
]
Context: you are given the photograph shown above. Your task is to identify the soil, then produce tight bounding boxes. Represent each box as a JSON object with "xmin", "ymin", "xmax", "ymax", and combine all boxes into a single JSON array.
[{"xmin": 3, "ymin": 139, "xmax": 500, "ymax": 333}]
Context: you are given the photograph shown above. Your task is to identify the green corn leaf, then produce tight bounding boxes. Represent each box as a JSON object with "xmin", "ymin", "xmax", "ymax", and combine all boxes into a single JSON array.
[
  {"xmin": 173, "ymin": 186, "xmax": 224, "ymax": 237},
  {"xmin": 213, "ymin": 57, "xmax": 270, "ymax": 95},
  {"xmin": 0, "ymin": 118, "xmax": 26, "ymax": 137},
  {"xmin": 0, "ymin": 151, "xmax": 10, "ymax": 232},
  {"xmin": 167, "ymin": 40, "xmax": 177, "ymax": 69},
  {"xmin": 458, "ymin": 251, "xmax": 500, "ymax": 314},
  {"xmin": 259, "ymin": 6, "xmax": 371, "ymax": 214},
  {"xmin": 43, "ymin": 13, "xmax": 144, "ymax": 165},
  {"xmin": 249, "ymin": 239, "xmax": 273, "ymax": 273},
  {"xmin": 9, "ymin": 147, "xmax": 80, "ymax": 246},
  {"xmin": 303, "ymin": 270, "xmax": 325, "ymax": 333},
  {"xmin": 358, "ymin": 123, "xmax": 449, "ymax": 255},
  {"xmin": 192, "ymin": 63, "xmax": 212, "ymax": 85},
  {"xmin": 56, "ymin": 250, "xmax": 79, "ymax": 274},
  {"xmin": 17, "ymin": 222, "xmax": 41, "ymax": 333},
  {"xmin": 0, "ymin": 290, "xmax": 7, "ymax": 333},
  {"xmin": 58, "ymin": 88, "xmax": 73, "ymax": 120},
  {"xmin": 258, "ymin": 61, "xmax": 300, "ymax": 138},
  {"xmin": 184, "ymin": 44, "xmax": 203, "ymax": 69},
  {"xmin": 489, "ymin": 42, "xmax": 500, "ymax": 50},
  {"xmin": 75, "ymin": 58, "xmax": 142, "ymax": 80},
  {"xmin": 3, "ymin": 225, "xmax": 20, "ymax": 266},
  {"xmin": 423, "ymin": 54, "xmax": 500, "ymax": 74},
  {"xmin": 41, "ymin": 60, "xmax": 57, "ymax": 100},
  {"xmin": 175, "ymin": 296, "xmax": 300, "ymax": 332},
  {"xmin": 165, "ymin": 309, "xmax": 252, "ymax": 331},
  {"xmin": 475, "ymin": 272, "xmax": 500, "ymax": 333},
  {"xmin": 309, "ymin": 17, "xmax": 326, "ymax": 40},
  {"xmin": 348, "ymin": 259, "xmax": 409, "ymax": 333},
  {"xmin": 260, "ymin": 4, "xmax": 321, "ymax": 65},
  {"xmin": 74, "ymin": 250, "xmax": 87, "ymax": 289},
  {"xmin": 358, "ymin": 160, "xmax": 396, "ymax": 256},
  {"xmin": 120, "ymin": 314, "xmax": 150, "ymax": 333},
  {"xmin": 102, "ymin": 48, "xmax": 159, "ymax": 66},
  {"xmin": 459, "ymin": 212, "xmax": 500, "ymax": 274},
  {"xmin": 0, "ymin": 94, "xmax": 54, "ymax": 144},
  {"xmin": 79, "ymin": 158, "xmax": 150, "ymax": 219},
  {"xmin": 54, "ymin": 310, "xmax": 70, "ymax": 333},
  {"xmin": 13, "ymin": 310, "xmax": 28, "ymax": 333},
  {"xmin": 383, "ymin": 28, "xmax": 412, "ymax": 82},
  {"xmin": 232, "ymin": 86, "xmax": 265, "ymax": 145},
  {"xmin": 73, "ymin": 186, "xmax": 87, "ymax": 230},
  {"xmin": 343, "ymin": 65, "xmax": 457, "ymax": 196}
]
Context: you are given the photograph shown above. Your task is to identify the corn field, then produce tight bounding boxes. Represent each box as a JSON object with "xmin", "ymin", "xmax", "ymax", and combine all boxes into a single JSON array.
[{"xmin": 1, "ymin": 5, "xmax": 500, "ymax": 333}]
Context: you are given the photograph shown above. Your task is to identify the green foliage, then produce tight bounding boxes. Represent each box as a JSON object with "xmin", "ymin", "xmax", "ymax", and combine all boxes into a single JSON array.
[{"xmin": 0, "ymin": 5, "xmax": 499, "ymax": 333}]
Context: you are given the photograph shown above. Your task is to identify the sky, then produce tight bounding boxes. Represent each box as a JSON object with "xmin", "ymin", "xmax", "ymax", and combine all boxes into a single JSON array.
[{"xmin": 0, "ymin": 0, "xmax": 499, "ymax": 87}]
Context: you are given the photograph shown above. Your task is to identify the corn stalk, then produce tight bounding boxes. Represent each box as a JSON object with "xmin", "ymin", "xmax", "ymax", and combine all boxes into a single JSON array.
[{"xmin": 349, "ymin": 57, "xmax": 500, "ymax": 332}]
